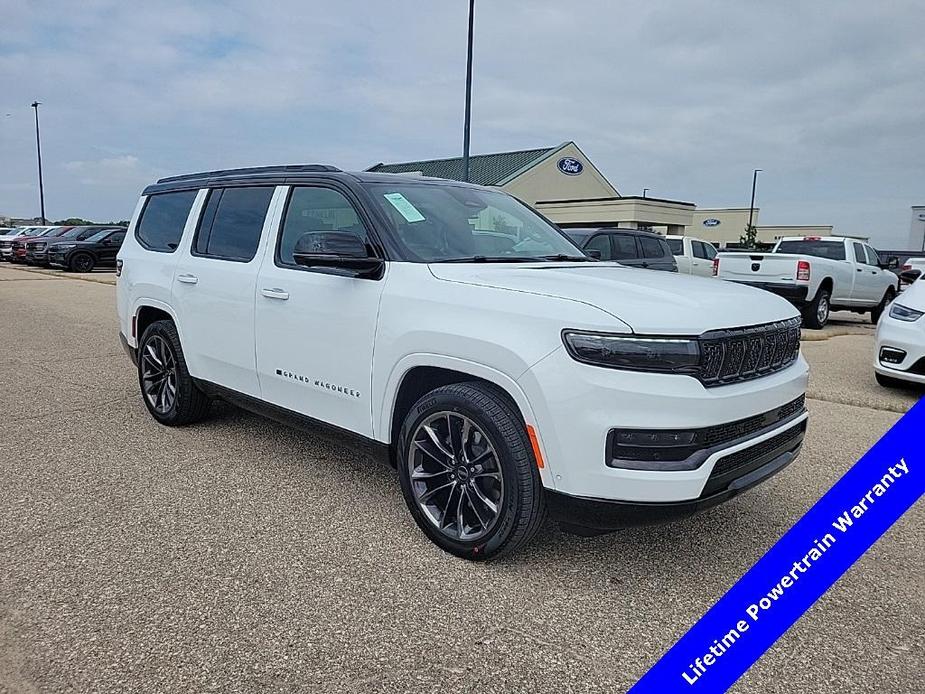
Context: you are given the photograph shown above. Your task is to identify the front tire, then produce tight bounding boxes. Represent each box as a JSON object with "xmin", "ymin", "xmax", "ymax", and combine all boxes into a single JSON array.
[
  {"xmin": 802, "ymin": 287, "xmax": 830, "ymax": 329},
  {"xmin": 870, "ymin": 288, "xmax": 896, "ymax": 325},
  {"xmin": 137, "ymin": 320, "xmax": 210, "ymax": 426},
  {"xmin": 397, "ymin": 382, "xmax": 546, "ymax": 560},
  {"xmin": 69, "ymin": 252, "xmax": 95, "ymax": 273}
]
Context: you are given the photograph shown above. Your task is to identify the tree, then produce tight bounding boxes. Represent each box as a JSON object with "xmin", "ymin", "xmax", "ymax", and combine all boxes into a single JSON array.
[
  {"xmin": 740, "ymin": 223, "xmax": 758, "ymax": 249},
  {"xmin": 53, "ymin": 217, "xmax": 94, "ymax": 225}
]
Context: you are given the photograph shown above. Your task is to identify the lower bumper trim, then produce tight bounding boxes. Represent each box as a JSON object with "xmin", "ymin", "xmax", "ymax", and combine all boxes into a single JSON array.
[{"xmin": 547, "ymin": 445, "xmax": 801, "ymax": 535}]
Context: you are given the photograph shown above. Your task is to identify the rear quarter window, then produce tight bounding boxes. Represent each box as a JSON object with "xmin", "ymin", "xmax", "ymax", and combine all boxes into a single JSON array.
[
  {"xmin": 135, "ymin": 190, "xmax": 198, "ymax": 253},
  {"xmin": 666, "ymin": 238, "xmax": 682, "ymax": 254}
]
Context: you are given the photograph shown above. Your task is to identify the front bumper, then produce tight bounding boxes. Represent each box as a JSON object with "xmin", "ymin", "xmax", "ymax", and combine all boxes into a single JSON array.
[
  {"xmin": 517, "ymin": 346, "xmax": 809, "ymax": 504},
  {"xmin": 726, "ymin": 281, "xmax": 809, "ymax": 306},
  {"xmin": 25, "ymin": 250, "xmax": 48, "ymax": 264},
  {"xmin": 548, "ymin": 428, "xmax": 803, "ymax": 534},
  {"xmin": 874, "ymin": 314, "xmax": 925, "ymax": 385},
  {"xmin": 47, "ymin": 252, "xmax": 68, "ymax": 267}
]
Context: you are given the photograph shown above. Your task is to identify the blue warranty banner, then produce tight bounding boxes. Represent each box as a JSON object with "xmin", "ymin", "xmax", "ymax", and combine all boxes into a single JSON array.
[{"xmin": 629, "ymin": 399, "xmax": 925, "ymax": 693}]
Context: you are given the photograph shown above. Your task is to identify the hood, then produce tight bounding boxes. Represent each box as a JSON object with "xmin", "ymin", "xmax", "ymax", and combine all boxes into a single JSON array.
[
  {"xmin": 895, "ymin": 280, "xmax": 925, "ymax": 312},
  {"xmin": 428, "ymin": 262, "xmax": 799, "ymax": 334}
]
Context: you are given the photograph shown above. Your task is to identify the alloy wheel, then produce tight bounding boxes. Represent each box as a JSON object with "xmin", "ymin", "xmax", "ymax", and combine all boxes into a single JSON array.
[
  {"xmin": 141, "ymin": 335, "xmax": 178, "ymax": 414},
  {"xmin": 407, "ymin": 411, "xmax": 504, "ymax": 542},
  {"xmin": 73, "ymin": 255, "xmax": 93, "ymax": 272},
  {"xmin": 817, "ymin": 295, "xmax": 829, "ymax": 324}
]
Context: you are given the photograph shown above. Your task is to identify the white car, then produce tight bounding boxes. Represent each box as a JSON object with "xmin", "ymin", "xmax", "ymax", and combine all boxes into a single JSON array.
[
  {"xmin": 716, "ymin": 236, "xmax": 900, "ymax": 329},
  {"xmin": 874, "ymin": 276, "xmax": 925, "ymax": 388},
  {"xmin": 117, "ymin": 165, "xmax": 809, "ymax": 559},
  {"xmin": 0, "ymin": 227, "xmax": 42, "ymax": 261},
  {"xmin": 899, "ymin": 257, "xmax": 925, "ymax": 283},
  {"xmin": 665, "ymin": 235, "xmax": 718, "ymax": 277}
]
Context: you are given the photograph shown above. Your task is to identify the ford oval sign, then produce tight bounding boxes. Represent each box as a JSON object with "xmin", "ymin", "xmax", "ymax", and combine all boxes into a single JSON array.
[
  {"xmin": 703, "ymin": 218, "xmax": 721, "ymax": 227},
  {"xmin": 557, "ymin": 157, "xmax": 583, "ymax": 176}
]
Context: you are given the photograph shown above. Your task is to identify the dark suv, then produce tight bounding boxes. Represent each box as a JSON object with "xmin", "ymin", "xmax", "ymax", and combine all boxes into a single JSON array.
[
  {"xmin": 564, "ymin": 227, "xmax": 678, "ymax": 272},
  {"xmin": 25, "ymin": 226, "xmax": 118, "ymax": 266},
  {"xmin": 48, "ymin": 227, "xmax": 126, "ymax": 272}
]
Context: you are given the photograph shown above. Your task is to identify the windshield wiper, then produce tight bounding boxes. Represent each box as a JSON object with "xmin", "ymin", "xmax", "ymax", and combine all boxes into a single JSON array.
[
  {"xmin": 535, "ymin": 254, "xmax": 595, "ymax": 262},
  {"xmin": 432, "ymin": 256, "xmax": 542, "ymax": 263}
]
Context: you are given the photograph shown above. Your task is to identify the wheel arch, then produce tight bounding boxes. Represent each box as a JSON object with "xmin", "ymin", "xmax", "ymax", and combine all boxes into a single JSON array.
[
  {"xmin": 380, "ymin": 356, "xmax": 544, "ymax": 470},
  {"xmin": 818, "ymin": 276, "xmax": 834, "ymax": 295},
  {"xmin": 131, "ymin": 300, "xmax": 182, "ymax": 348}
]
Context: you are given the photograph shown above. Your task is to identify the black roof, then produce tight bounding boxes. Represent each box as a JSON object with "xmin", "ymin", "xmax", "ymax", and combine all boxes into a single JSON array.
[
  {"xmin": 142, "ymin": 164, "xmax": 497, "ymax": 196},
  {"xmin": 564, "ymin": 227, "xmax": 667, "ymax": 239}
]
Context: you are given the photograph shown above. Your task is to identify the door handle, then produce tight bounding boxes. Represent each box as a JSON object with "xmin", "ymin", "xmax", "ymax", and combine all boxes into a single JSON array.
[
  {"xmin": 856, "ymin": 268, "xmax": 863, "ymax": 272},
  {"xmin": 177, "ymin": 274, "xmax": 198, "ymax": 284},
  {"xmin": 261, "ymin": 288, "xmax": 289, "ymax": 300}
]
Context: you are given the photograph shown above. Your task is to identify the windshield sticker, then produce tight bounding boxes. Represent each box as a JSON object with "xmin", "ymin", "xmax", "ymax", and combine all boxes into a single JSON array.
[{"xmin": 383, "ymin": 193, "xmax": 425, "ymax": 223}]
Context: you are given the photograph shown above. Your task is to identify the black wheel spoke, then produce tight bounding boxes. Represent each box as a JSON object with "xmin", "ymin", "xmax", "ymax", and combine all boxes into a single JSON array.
[
  {"xmin": 408, "ymin": 411, "xmax": 504, "ymax": 542},
  {"xmin": 141, "ymin": 335, "xmax": 179, "ymax": 414}
]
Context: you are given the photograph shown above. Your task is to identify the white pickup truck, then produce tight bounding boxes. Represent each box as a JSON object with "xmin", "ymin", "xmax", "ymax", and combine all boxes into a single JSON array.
[
  {"xmin": 665, "ymin": 235, "xmax": 718, "ymax": 277},
  {"xmin": 716, "ymin": 236, "xmax": 900, "ymax": 329}
]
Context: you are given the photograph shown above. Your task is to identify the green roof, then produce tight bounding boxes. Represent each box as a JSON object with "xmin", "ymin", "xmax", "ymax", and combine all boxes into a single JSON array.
[{"xmin": 366, "ymin": 144, "xmax": 567, "ymax": 186}]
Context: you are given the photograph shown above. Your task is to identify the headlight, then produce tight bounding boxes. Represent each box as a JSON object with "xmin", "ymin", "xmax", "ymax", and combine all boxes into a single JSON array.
[
  {"xmin": 52, "ymin": 244, "xmax": 77, "ymax": 251},
  {"xmin": 889, "ymin": 303, "xmax": 923, "ymax": 322},
  {"xmin": 562, "ymin": 331, "xmax": 700, "ymax": 374}
]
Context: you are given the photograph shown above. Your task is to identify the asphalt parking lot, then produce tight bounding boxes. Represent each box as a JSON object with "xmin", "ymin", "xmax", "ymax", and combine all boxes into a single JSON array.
[{"xmin": 1, "ymin": 265, "xmax": 922, "ymax": 693}]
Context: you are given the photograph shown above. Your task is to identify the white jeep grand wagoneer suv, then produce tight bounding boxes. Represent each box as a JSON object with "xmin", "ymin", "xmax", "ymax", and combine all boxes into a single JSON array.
[{"xmin": 117, "ymin": 165, "xmax": 809, "ymax": 559}]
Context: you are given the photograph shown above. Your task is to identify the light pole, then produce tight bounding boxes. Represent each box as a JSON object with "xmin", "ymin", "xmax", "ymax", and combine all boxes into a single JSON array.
[
  {"xmin": 747, "ymin": 168, "xmax": 762, "ymax": 238},
  {"xmin": 461, "ymin": 0, "xmax": 475, "ymax": 182},
  {"xmin": 31, "ymin": 101, "xmax": 46, "ymax": 225},
  {"xmin": 642, "ymin": 188, "xmax": 649, "ymax": 198}
]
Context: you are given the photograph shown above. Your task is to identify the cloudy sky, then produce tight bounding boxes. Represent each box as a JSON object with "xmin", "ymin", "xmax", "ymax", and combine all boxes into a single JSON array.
[{"xmin": 2, "ymin": 0, "xmax": 923, "ymax": 246}]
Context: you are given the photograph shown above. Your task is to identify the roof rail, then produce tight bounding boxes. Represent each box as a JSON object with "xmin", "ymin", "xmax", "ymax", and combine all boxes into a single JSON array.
[{"xmin": 157, "ymin": 164, "xmax": 341, "ymax": 184}]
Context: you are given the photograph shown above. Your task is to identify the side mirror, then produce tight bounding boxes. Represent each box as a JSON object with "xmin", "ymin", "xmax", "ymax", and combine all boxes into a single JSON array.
[
  {"xmin": 899, "ymin": 269, "xmax": 921, "ymax": 284},
  {"xmin": 101, "ymin": 239, "xmax": 112, "ymax": 246},
  {"xmin": 883, "ymin": 256, "xmax": 899, "ymax": 270},
  {"xmin": 292, "ymin": 232, "xmax": 384, "ymax": 279},
  {"xmin": 586, "ymin": 249, "xmax": 603, "ymax": 260}
]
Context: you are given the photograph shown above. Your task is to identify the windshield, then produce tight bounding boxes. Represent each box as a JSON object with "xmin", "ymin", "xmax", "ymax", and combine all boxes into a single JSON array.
[
  {"xmin": 666, "ymin": 238, "xmax": 682, "ymax": 254},
  {"xmin": 366, "ymin": 182, "xmax": 585, "ymax": 262},
  {"xmin": 775, "ymin": 240, "xmax": 846, "ymax": 260}
]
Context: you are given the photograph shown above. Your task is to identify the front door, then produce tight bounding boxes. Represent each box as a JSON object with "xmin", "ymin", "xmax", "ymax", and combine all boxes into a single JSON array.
[
  {"xmin": 254, "ymin": 184, "xmax": 387, "ymax": 438},
  {"xmin": 850, "ymin": 241, "xmax": 879, "ymax": 303},
  {"xmin": 98, "ymin": 230, "xmax": 125, "ymax": 266}
]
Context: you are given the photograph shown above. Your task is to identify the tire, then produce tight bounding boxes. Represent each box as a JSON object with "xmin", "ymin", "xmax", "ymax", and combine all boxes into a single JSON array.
[
  {"xmin": 397, "ymin": 382, "xmax": 546, "ymax": 560},
  {"xmin": 137, "ymin": 320, "xmax": 210, "ymax": 426},
  {"xmin": 68, "ymin": 252, "xmax": 95, "ymax": 273},
  {"xmin": 870, "ymin": 288, "xmax": 896, "ymax": 325},
  {"xmin": 802, "ymin": 287, "xmax": 831, "ymax": 329}
]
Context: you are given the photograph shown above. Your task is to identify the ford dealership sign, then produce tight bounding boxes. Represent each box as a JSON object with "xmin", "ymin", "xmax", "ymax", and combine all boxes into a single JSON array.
[
  {"xmin": 557, "ymin": 157, "xmax": 583, "ymax": 176},
  {"xmin": 703, "ymin": 218, "xmax": 721, "ymax": 227}
]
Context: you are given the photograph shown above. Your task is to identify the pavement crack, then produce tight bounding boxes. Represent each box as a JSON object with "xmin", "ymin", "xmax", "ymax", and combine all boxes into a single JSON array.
[{"xmin": 806, "ymin": 394, "xmax": 913, "ymax": 414}]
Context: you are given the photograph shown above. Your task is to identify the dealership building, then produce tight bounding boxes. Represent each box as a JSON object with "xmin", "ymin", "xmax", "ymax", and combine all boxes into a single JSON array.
[{"xmin": 368, "ymin": 142, "xmax": 833, "ymax": 247}]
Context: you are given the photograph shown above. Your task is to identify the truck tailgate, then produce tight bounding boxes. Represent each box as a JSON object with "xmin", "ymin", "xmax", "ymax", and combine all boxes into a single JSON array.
[{"xmin": 717, "ymin": 253, "xmax": 801, "ymax": 283}]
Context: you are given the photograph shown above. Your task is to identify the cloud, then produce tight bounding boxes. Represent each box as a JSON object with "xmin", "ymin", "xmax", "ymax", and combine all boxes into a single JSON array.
[{"xmin": 0, "ymin": 0, "xmax": 922, "ymax": 246}]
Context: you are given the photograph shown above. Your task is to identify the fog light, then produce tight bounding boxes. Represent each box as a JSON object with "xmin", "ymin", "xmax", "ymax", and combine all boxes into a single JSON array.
[
  {"xmin": 879, "ymin": 347, "xmax": 906, "ymax": 365},
  {"xmin": 615, "ymin": 430, "xmax": 696, "ymax": 446}
]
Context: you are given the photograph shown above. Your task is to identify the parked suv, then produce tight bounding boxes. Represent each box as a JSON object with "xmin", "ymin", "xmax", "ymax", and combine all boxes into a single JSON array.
[
  {"xmin": 0, "ymin": 227, "xmax": 37, "ymax": 261},
  {"xmin": 10, "ymin": 227, "xmax": 64, "ymax": 263},
  {"xmin": 27, "ymin": 225, "xmax": 120, "ymax": 266},
  {"xmin": 47, "ymin": 227, "xmax": 126, "ymax": 272},
  {"xmin": 118, "ymin": 165, "xmax": 809, "ymax": 559},
  {"xmin": 564, "ymin": 227, "xmax": 677, "ymax": 271}
]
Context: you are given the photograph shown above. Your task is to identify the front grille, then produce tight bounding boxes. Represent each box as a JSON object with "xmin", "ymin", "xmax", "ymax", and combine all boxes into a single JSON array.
[
  {"xmin": 26, "ymin": 242, "xmax": 45, "ymax": 251},
  {"xmin": 711, "ymin": 421, "xmax": 806, "ymax": 478},
  {"xmin": 0, "ymin": 241, "xmax": 12, "ymax": 249},
  {"xmin": 698, "ymin": 317, "xmax": 801, "ymax": 387}
]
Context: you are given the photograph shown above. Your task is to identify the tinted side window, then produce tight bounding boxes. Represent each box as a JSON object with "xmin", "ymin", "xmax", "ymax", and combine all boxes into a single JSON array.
[
  {"xmin": 277, "ymin": 186, "xmax": 369, "ymax": 267},
  {"xmin": 853, "ymin": 242, "xmax": 867, "ymax": 264},
  {"xmin": 639, "ymin": 235, "xmax": 667, "ymax": 258},
  {"xmin": 584, "ymin": 234, "xmax": 613, "ymax": 260},
  {"xmin": 108, "ymin": 232, "xmax": 126, "ymax": 246},
  {"xmin": 136, "ymin": 191, "xmax": 198, "ymax": 253},
  {"xmin": 703, "ymin": 242, "xmax": 718, "ymax": 260},
  {"xmin": 865, "ymin": 246, "xmax": 879, "ymax": 266},
  {"xmin": 692, "ymin": 241, "xmax": 709, "ymax": 259},
  {"xmin": 194, "ymin": 187, "xmax": 274, "ymax": 262},
  {"xmin": 611, "ymin": 234, "xmax": 639, "ymax": 260}
]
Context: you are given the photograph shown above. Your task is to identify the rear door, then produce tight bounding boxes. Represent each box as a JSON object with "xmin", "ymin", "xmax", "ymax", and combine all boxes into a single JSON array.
[
  {"xmin": 611, "ymin": 232, "xmax": 643, "ymax": 268},
  {"xmin": 850, "ymin": 242, "xmax": 880, "ymax": 304},
  {"xmin": 171, "ymin": 185, "xmax": 281, "ymax": 397},
  {"xmin": 582, "ymin": 233, "xmax": 614, "ymax": 261}
]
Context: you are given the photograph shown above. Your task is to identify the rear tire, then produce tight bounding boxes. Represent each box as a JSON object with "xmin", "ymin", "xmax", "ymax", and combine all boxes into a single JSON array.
[
  {"xmin": 69, "ymin": 252, "xmax": 95, "ymax": 273},
  {"xmin": 137, "ymin": 320, "xmax": 210, "ymax": 426},
  {"xmin": 870, "ymin": 288, "xmax": 896, "ymax": 325},
  {"xmin": 397, "ymin": 382, "xmax": 546, "ymax": 560},
  {"xmin": 802, "ymin": 287, "xmax": 830, "ymax": 329}
]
